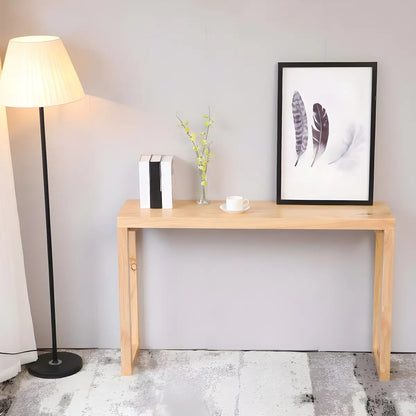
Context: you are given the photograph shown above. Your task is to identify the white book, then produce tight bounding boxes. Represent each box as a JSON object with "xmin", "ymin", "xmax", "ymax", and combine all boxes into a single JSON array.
[
  {"xmin": 160, "ymin": 155, "xmax": 173, "ymax": 209},
  {"xmin": 139, "ymin": 155, "xmax": 151, "ymax": 208}
]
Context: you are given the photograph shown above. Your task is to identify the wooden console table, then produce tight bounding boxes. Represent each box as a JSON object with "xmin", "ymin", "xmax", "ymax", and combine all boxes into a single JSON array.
[{"xmin": 117, "ymin": 200, "xmax": 395, "ymax": 380}]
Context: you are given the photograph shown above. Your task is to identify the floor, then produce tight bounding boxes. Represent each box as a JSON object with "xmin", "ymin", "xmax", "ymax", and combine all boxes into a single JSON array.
[{"xmin": 1, "ymin": 349, "xmax": 416, "ymax": 416}]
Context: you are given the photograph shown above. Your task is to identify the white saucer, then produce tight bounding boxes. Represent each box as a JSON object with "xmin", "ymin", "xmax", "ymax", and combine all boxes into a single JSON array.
[{"xmin": 220, "ymin": 203, "xmax": 250, "ymax": 213}]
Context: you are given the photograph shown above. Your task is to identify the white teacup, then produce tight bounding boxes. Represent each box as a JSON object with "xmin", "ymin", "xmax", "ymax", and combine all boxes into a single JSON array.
[{"xmin": 226, "ymin": 196, "xmax": 249, "ymax": 212}]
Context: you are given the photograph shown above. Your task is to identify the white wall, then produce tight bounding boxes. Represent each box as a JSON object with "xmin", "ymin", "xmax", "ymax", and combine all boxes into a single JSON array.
[{"xmin": 1, "ymin": 0, "xmax": 415, "ymax": 351}]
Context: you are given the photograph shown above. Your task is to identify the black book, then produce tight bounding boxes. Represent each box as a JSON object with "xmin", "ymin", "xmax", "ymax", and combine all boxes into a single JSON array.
[{"xmin": 149, "ymin": 155, "xmax": 162, "ymax": 208}]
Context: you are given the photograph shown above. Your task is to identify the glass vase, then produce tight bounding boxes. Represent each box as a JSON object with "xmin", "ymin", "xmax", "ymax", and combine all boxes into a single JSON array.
[{"xmin": 197, "ymin": 183, "xmax": 209, "ymax": 205}]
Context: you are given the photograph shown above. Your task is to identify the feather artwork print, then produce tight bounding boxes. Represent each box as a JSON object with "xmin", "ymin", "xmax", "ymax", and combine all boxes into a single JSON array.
[
  {"xmin": 292, "ymin": 91, "xmax": 308, "ymax": 166},
  {"xmin": 311, "ymin": 103, "xmax": 329, "ymax": 167}
]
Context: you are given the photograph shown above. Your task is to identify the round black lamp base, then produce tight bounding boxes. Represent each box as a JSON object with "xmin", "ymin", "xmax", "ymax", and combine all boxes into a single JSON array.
[{"xmin": 28, "ymin": 352, "xmax": 83, "ymax": 379}]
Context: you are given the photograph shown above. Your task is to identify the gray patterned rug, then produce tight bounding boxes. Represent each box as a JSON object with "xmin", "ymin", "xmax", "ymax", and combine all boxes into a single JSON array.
[{"xmin": 1, "ymin": 349, "xmax": 415, "ymax": 415}]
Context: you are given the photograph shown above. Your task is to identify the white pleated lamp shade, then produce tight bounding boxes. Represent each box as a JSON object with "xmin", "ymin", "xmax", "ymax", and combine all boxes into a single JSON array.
[{"xmin": 0, "ymin": 35, "xmax": 85, "ymax": 108}]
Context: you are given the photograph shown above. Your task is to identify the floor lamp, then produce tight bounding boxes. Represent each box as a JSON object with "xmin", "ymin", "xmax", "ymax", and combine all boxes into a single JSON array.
[{"xmin": 0, "ymin": 36, "xmax": 85, "ymax": 378}]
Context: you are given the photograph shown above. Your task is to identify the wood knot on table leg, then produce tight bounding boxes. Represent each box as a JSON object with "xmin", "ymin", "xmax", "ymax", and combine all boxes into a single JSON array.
[{"xmin": 130, "ymin": 263, "xmax": 137, "ymax": 271}]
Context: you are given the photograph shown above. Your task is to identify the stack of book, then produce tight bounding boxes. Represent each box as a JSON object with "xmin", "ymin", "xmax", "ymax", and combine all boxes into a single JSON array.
[{"xmin": 139, "ymin": 155, "xmax": 173, "ymax": 208}]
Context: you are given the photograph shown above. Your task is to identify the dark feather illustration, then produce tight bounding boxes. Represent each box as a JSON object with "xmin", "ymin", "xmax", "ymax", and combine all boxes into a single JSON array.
[
  {"xmin": 311, "ymin": 103, "xmax": 329, "ymax": 167},
  {"xmin": 292, "ymin": 91, "xmax": 308, "ymax": 166}
]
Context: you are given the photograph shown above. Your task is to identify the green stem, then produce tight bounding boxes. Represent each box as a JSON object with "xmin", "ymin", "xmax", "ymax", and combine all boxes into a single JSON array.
[{"xmin": 177, "ymin": 114, "xmax": 201, "ymax": 160}]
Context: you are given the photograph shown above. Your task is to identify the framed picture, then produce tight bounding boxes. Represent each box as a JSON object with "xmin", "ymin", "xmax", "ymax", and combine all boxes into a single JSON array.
[{"xmin": 277, "ymin": 62, "xmax": 377, "ymax": 205}]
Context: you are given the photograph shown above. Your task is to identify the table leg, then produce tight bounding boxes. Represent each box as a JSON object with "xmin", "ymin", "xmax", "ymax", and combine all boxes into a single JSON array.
[
  {"xmin": 129, "ymin": 230, "xmax": 140, "ymax": 368},
  {"xmin": 372, "ymin": 231, "xmax": 383, "ymax": 372},
  {"xmin": 118, "ymin": 227, "xmax": 134, "ymax": 375},
  {"xmin": 372, "ymin": 228, "xmax": 395, "ymax": 381}
]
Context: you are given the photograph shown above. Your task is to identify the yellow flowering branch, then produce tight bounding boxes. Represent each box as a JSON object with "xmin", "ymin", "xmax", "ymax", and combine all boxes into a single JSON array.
[{"xmin": 177, "ymin": 111, "xmax": 215, "ymax": 188}]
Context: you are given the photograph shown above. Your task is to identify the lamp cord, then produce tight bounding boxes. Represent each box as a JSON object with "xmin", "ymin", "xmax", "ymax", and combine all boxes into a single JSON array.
[
  {"xmin": 0, "ymin": 348, "xmax": 50, "ymax": 355},
  {"xmin": 0, "ymin": 349, "xmax": 40, "ymax": 356},
  {"xmin": 0, "ymin": 347, "xmax": 95, "ymax": 356}
]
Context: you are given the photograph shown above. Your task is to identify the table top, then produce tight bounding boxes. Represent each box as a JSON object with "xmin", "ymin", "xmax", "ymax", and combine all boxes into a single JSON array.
[{"xmin": 117, "ymin": 200, "xmax": 395, "ymax": 230}]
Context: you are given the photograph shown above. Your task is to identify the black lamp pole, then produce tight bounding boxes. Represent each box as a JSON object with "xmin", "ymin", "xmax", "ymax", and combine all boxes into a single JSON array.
[{"xmin": 27, "ymin": 107, "xmax": 83, "ymax": 378}]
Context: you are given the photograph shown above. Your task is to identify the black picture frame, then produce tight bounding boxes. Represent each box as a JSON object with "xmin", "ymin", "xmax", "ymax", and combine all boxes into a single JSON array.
[{"xmin": 277, "ymin": 62, "xmax": 377, "ymax": 205}]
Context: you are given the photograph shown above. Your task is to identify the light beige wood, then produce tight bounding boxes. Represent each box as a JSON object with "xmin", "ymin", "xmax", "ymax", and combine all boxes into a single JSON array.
[
  {"xmin": 378, "ymin": 228, "xmax": 395, "ymax": 381},
  {"xmin": 118, "ymin": 227, "xmax": 133, "ymax": 376},
  {"xmin": 117, "ymin": 200, "xmax": 395, "ymax": 380},
  {"xmin": 118, "ymin": 200, "xmax": 395, "ymax": 231},
  {"xmin": 129, "ymin": 230, "xmax": 140, "ymax": 363},
  {"xmin": 131, "ymin": 347, "xmax": 139, "ymax": 373},
  {"xmin": 373, "ymin": 349, "xmax": 380, "ymax": 376},
  {"xmin": 372, "ymin": 231, "xmax": 383, "ymax": 358}
]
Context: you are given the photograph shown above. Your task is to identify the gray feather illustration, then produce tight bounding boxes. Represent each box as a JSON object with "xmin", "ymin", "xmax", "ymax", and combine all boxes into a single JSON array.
[
  {"xmin": 311, "ymin": 103, "xmax": 329, "ymax": 167},
  {"xmin": 329, "ymin": 125, "xmax": 355, "ymax": 165},
  {"xmin": 292, "ymin": 91, "xmax": 308, "ymax": 166},
  {"xmin": 329, "ymin": 124, "xmax": 365, "ymax": 169}
]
